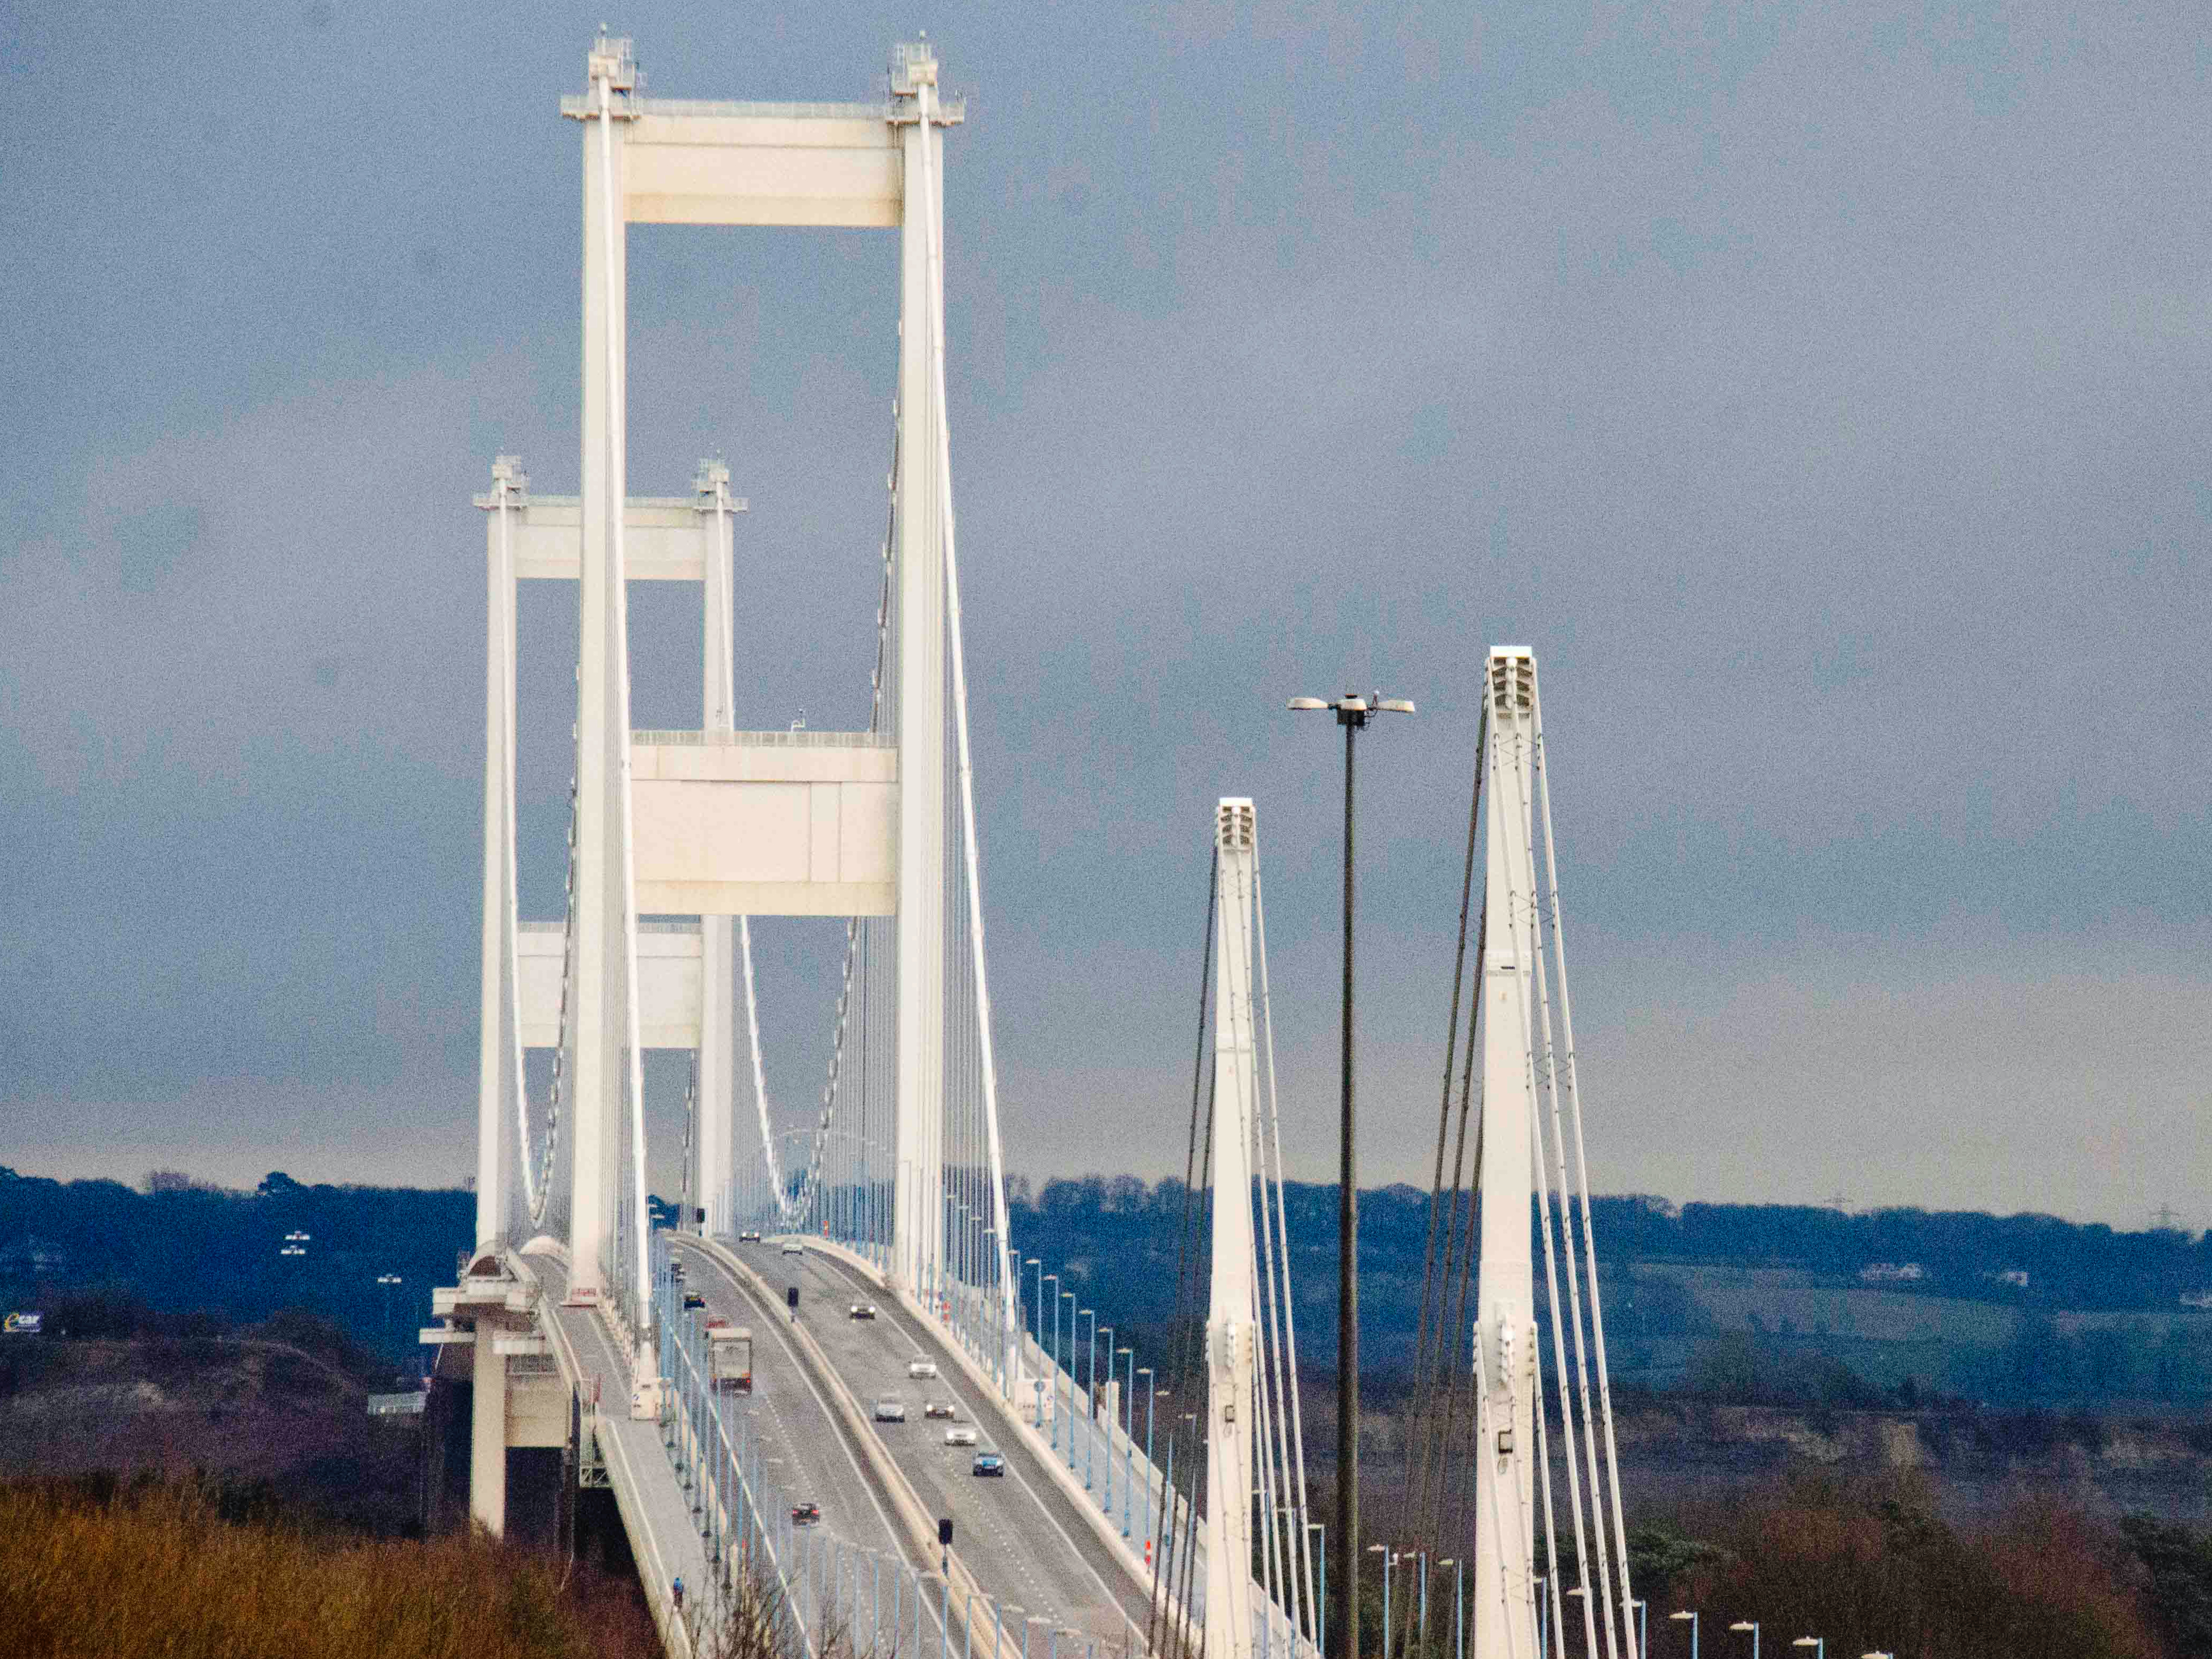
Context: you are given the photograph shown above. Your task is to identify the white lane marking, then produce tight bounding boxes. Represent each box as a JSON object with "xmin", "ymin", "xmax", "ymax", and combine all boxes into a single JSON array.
[
  {"xmin": 674, "ymin": 1240, "xmax": 920, "ymax": 1579},
  {"xmin": 807, "ymin": 1251, "xmax": 1148, "ymax": 1647}
]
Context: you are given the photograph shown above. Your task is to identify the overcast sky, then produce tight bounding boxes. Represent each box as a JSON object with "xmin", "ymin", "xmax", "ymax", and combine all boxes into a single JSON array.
[{"xmin": 2, "ymin": 3, "xmax": 2204, "ymax": 1230}]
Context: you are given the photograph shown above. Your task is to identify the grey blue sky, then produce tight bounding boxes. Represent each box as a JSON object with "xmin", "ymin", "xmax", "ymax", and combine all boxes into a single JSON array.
[{"xmin": 2, "ymin": 3, "xmax": 2205, "ymax": 1228}]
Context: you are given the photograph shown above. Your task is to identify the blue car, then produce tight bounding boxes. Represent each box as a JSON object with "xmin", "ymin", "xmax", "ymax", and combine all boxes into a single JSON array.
[{"xmin": 971, "ymin": 1452, "xmax": 1005, "ymax": 1478}]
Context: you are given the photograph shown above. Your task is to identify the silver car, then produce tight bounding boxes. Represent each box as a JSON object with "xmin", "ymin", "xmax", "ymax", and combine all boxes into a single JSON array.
[
  {"xmin": 872, "ymin": 1400, "xmax": 907, "ymax": 1423},
  {"xmin": 944, "ymin": 1426, "xmax": 978, "ymax": 1447},
  {"xmin": 906, "ymin": 1358, "xmax": 938, "ymax": 1379}
]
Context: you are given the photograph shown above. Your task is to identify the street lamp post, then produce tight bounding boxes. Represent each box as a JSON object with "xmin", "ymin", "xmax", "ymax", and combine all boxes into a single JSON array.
[
  {"xmin": 1138, "ymin": 1370, "xmax": 1157, "ymax": 1530},
  {"xmin": 1632, "ymin": 1599, "xmax": 1648, "ymax": 1658},
  {"xmin": 1367, "ymin": 1546, "xmax": 1395, "ymax": 1659},
  {"xmin": 1437, "ymin": 1560, "xmax": 1462, "ymax": 1659},
  {"xmin": 1098, "ymin": 1323, "xmax": 1115, "ymax": 1510},
  {"xmin": 1057, "ymin": 1289, "xmax": 1075, "ymax": 1462},
  {"xmin": 1671, "ymin": 1610, "xmax": 1699, "ymax": 1659},
  {"xmin": 1791, "ymin": 1640, "xmax": 1823, "ymax": 1659},
  {"xmin": 1307, "ymin": 1521, "xmax": 1327, "ymax": 1659},
  {"xmin": 1728, "ymin": 1620, "xmax": 1758, "ymax": 1659},
  {"xmin": 1415, "ymin": 1552, "xmax": 1429, "ymax": 1659},
  {"xmin": 1079, "ymin": 1309, "xmax": 1098, "ymax": 1488},
  {"xmin": 1291, "ymin": 688, "xmax": 1413, "ymax": 1659},
  {"xmin": 1117, "ymin": 1346, "xmax": 1135, "ymax": 1536}
]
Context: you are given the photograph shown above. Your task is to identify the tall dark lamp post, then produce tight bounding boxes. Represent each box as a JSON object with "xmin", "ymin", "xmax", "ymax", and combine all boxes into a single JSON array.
[{"xmin": 1289, "ymin": 690, "xmax": 1414, "ymax": 1658}]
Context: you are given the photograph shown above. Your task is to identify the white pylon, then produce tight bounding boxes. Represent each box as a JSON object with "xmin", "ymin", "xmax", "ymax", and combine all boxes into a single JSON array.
[
  {"xmin": 1471, "ymin": 646, "xmax": 1640, "ymax": 1659},
  {"xmin": 1473, "ymin": 647, "xmax": 1542, "ymax": 1659},
  {"xmin": 1207, "ymin": 798, "xmax": 1262, "ymax": 1659}
]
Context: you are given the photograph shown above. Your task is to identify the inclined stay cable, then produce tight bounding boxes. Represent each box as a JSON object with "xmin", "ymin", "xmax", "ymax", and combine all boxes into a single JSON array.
[
  {"xmin": 1149, "ymin": 848, "xmax": 1217, "ymax": 1659},
  {"xmin": 1499, "ymin": 717, "xmax": 1613, "ymax": 1659},
  {"xmin": 1402, "ymin": 702, "xmax": 1488, "ymax": 1560},
  {"xmin": 1533, "ymin": 692, "xmax": 1638, "ymax": 1652},
  {"xmin": 1252, "ymin": 852, "xmax": 1319, "ymax": 1643},
  {"xmin": 1434, "ymin": 1008, "xmax": 1485, "ymax": 1546}
]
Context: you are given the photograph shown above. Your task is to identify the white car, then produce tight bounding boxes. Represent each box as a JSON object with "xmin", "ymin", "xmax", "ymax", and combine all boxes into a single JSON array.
[
  {"xmin": 943, "ymin": 1426, "xmax": 978, "ymax": 1448},
  {"xmin": 873, "ymin": 1400, "xmax": 907, "ymax": 1423},
  {"xmin": 782, "ymin": 1242, "xmax": 805, "ymax": 1256},
  {"xmin": 906, "ymin": 1359, "xmax": 938, "ymax": 1379}
]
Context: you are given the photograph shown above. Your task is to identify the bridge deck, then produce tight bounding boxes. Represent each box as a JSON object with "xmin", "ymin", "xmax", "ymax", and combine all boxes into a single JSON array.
[
  {"xmin": 668, "ymin": 1239, "xmax": 937, "ymax": 1578},
  {"xmin": 743, "ymin": 1241, "xmax": 1158, "ymax": 1651},
  {"xmin": 520, "ymin": 1253, "xmax": 711, "ymax": 1655}
]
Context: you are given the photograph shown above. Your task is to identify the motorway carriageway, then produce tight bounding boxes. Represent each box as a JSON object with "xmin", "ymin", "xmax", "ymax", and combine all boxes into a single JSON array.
[
  {"xmin": 730, "ymin": 1239, "xmax": 1157, "ymax": 1650},
  {"xmin": 668, "ymin": 1238, "xmax": 953, "ymax": 1652}
]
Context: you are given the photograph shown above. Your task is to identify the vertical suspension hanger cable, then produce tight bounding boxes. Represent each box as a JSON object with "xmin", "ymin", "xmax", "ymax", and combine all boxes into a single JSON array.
[
  {"xmin": 595, "ymin": 60, "xmax": 654, "ymax": 1324},
  {"xmin": 916, "ymin": 77, "xmax": 1016, "ymax": 1357}
]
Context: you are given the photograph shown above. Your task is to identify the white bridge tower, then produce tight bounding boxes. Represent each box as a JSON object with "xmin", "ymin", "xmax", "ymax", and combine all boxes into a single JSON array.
[{"xmin": 472, "ymin": 36, "xmax": 1008, "ymax": 1331}]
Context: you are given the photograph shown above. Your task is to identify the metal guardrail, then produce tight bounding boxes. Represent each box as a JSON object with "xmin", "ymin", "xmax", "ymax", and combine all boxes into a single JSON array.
[
  {"xmin": 633, "ymin": 729, "xmax": 892, "ymax": 750},
  {"xmin": 558, "ymin": 96, "xmax": 889, "ymax": 121},
  {"xmin": 651, "ymin": 1233, "xmax": 1116, "ymax": 1659}
]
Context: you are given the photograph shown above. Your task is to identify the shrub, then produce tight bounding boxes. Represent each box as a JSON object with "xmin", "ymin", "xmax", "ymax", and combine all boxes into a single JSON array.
[{"xmin": 0, "ymin": 1477, "xmax": 655, "ymax": 1659}]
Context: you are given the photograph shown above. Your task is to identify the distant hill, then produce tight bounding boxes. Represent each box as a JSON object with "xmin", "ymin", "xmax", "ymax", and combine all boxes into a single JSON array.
[
  {"xmin": 11, "ymin": 1165, "xmax": 2212, "ymax": 1410},
  {"xmin": 0, "ymin": 1166, "xmax": 470, "ymax": 1366},
  {"xmin": 1005, "ymin": 1176, "xmax": 2212, "ymax": 1409}
]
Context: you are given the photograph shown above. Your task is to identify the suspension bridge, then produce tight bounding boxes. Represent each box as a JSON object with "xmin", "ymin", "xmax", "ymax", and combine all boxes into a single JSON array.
[{"xmin": 425, "ymin": 33, "xmax": 1642, "ymax": 1659}]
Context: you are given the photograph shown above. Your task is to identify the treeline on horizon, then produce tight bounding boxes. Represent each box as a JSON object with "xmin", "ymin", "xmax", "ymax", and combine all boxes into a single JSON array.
[
  {"xmin": 0, "ymin": 1165, "xmax": 469, "ymax": 1367},
  {"xmin": 12, "ymin": 1164, "xmax": 2212, "ymax": 1404},
  {"xmin": 999, "ymin": 1175, "xmax": 2212, "ymax": 1409},
  {"xmin": 1003, "ymin": 1173, "xmax": 2212, "ymax": 1310}
]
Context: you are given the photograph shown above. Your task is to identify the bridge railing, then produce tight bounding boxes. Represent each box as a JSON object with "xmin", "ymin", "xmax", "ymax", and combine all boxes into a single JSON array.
[{"xmin": 651, "ymin": 1230, "xmax": 1125, "ymax": 1659}]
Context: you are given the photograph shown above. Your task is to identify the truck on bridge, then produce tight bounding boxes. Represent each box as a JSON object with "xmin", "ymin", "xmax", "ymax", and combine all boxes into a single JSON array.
[{"xmin": 708, "ymin": 1321, "xmax": 753, "ymax": 1393}]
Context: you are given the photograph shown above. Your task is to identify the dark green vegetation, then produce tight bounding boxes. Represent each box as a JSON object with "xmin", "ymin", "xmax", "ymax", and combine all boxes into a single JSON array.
[
  {"xmin": 0, "ymin": 1475, "xmax": 657, "ymax": 1659},
  {"xmin": 1005, "ymin": 1177, "xmax": 2212, "ymax": 1408},
  {"xmin": 0, "ymin": 1166, "xmax": 471, "ymax": 1366}
]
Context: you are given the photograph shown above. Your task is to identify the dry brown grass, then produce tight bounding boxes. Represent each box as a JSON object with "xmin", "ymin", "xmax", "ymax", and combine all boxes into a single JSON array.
[{"xmin": 0, "ymin": 1477, "xmax": 659, "ymax": 1659}]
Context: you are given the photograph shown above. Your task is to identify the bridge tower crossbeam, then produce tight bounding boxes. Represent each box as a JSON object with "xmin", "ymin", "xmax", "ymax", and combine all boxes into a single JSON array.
[{"xmin": 471, "ymin": 30, "xmax": 1002, "ymax": 1342}]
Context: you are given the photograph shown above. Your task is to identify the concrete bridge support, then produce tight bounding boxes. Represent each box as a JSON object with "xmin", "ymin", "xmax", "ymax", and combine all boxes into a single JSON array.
[{"xmin": 432, "ymin": 1263, "xmax": 570, "ymax": 1544}]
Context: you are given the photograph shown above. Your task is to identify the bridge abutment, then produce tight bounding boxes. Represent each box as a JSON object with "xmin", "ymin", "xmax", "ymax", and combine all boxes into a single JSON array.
[{"xmin": 428, "ymin": 1262, "xmax": 572, "ymax": 1546}]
